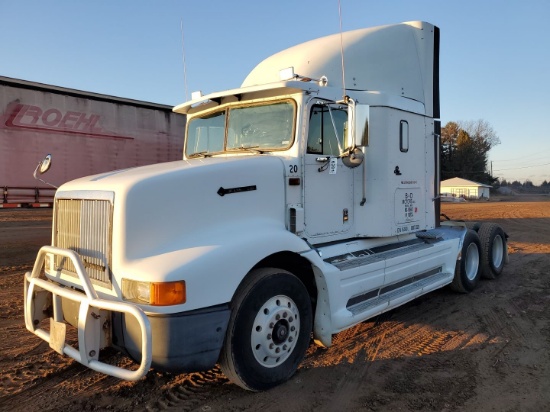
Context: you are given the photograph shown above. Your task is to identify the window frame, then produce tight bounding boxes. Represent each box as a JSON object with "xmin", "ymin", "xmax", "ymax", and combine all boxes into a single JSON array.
[{"xmin": 185, "ymin": 98, "xmax": 297, "ymax": 157}]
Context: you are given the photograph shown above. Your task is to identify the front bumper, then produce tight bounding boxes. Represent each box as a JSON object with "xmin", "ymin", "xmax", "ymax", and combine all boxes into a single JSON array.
[
  {"xmin": 24, "ymin": 246, "xmax": 231, "ymax": 380},
  {"xmin": 114, "ymin": 303, "xmax": 230, "ymax": 373}
]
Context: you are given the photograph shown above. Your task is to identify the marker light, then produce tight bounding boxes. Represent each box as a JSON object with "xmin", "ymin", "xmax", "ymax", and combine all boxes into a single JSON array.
[
  {"xmin": 122, "ymin": 279, "xmax": 186, "ymax": 306},
  {"xmin": 279, "ymin": 67, "xmax": 296, "ymax": 81}
]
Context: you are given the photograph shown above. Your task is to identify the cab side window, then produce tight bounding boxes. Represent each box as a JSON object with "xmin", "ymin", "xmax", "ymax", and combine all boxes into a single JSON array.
[{"xmin": 307, "ymin": 105, "xmax": 347, "ymax": 156}]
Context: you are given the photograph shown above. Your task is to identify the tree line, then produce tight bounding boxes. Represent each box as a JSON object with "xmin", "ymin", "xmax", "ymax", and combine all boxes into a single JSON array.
[
  {"xmin": 500, "ymin": 180, "xmax": 550, "ymax": 189},
  {"xmin": 440, "ymin": 120, "xmax": 500, "ymax": 185}
]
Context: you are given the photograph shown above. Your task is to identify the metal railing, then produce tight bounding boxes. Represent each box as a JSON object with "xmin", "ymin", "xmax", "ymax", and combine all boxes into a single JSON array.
[{"xmin": 2, "ymin": 186, "xmax": 55, "ymax": 205}]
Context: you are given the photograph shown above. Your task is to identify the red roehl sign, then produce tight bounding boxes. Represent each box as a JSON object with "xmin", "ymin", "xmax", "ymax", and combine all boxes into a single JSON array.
[{"xmin": 4, "ymin": 103, "xmax": 134, "ymax": 140}]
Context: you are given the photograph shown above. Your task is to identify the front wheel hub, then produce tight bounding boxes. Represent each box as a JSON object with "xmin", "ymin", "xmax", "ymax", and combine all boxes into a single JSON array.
[
  {"xmin": 251, "ymin": 295, "xmax": 300, "ymax": 368},
  {"xmin": 273, "ymin": 320, "xmax": 290, "ymax": 344}
]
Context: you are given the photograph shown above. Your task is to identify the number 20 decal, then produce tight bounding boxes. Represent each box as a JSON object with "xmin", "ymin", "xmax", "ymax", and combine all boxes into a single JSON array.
[{"xmin": 289, "ymin": 164, "xmax": 298, "ymax": 173}]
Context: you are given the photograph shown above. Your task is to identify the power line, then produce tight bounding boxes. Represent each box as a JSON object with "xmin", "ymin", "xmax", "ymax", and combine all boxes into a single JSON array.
[
  {"xmin": 492, "ymin": 147, "xmax": 550, "ymax": 162},
  {"xmin": 493, "ymin": 161, "xmax": 550, "ymax": 172}
]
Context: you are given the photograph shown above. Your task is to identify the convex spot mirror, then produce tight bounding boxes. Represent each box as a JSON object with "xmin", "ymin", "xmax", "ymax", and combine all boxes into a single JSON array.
[
  {"xmin": 33, "ymin": 154, "xmax": 58, "ymax": 188},
  {"xmin": 342, "ymin": 147, "xmax": 364, "ymax": 168},
  {"xmin": 38, "ymin": 154, "xmax": 52, "ymax": 174}
]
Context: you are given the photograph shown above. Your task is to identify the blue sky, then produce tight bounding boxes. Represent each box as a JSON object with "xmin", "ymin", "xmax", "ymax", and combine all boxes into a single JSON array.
[{"xmin": 2, "ymin": 0, "xmax": 549, "ymax": 184}]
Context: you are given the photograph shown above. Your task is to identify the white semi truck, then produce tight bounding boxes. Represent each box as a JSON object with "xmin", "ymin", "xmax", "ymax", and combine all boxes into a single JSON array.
[{"xmin": 24, "ymin": 21, "xmax": 507, "ymax": 391}]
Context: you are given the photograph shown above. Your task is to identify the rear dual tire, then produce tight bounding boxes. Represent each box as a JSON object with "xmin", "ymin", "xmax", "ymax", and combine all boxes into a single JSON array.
[
  {"xmin": 451, "ymin": 229, "xmax": 481, "ymax": 293},
  {"xmin": 478, "ymin": 223, "xmax": 506, "ymax": 279}
]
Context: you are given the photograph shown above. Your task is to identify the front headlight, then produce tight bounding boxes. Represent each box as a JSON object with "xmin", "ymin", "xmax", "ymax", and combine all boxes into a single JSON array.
[{"xmin": 121, "ymin": 279, "xmax": 186, "ymax": 306}]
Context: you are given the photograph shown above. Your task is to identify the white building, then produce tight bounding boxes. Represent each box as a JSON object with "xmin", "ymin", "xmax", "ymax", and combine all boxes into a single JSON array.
[{"xmin": 441, "ymin": 177, "xmax": 492, "ymax": 199}]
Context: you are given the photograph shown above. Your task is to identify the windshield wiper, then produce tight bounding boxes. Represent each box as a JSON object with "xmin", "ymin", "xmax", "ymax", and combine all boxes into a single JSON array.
[
  {"xmin": 226, "ymin": 145, "xmax": 264, "ymax": 154},
  {"xmin": 187, "ymin": 151, "xmax": 215, "ymax": 158}
]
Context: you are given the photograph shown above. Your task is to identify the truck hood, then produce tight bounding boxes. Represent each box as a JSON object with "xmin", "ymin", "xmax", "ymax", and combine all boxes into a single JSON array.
[{"xmin": 57, "ymin": 156, "xmax": 287, "ymax": 261}]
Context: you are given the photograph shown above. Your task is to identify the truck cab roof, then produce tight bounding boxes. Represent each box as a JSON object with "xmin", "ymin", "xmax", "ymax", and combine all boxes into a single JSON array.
[{"xmin": 174, "ymin": 21, "xmax": 438, "ymax": 118}]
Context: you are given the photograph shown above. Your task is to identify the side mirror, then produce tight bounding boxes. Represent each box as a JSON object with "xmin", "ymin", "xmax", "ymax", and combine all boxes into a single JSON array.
[
  {"xmin": 353, "ymin": 104, "xmax": 369, "ymax": 147},
  {"xmin": 33, "ymin": 154, "xmax": 57, "ymax": 188},
  {"xmin": 342, "ymin": 101, "xmax": 369, "ymax": 168}
]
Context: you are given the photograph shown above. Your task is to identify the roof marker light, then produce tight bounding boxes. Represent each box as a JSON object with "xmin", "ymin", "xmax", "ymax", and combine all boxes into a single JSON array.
[{"xmin": 279, "ymin": 67, "xmax": 296, "ymax": 81}]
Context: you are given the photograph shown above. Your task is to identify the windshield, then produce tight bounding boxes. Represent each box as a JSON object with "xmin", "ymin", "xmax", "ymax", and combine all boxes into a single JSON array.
[{"xmin": 186, "ymin": 100, "xmax": 295, "ymax": 157}]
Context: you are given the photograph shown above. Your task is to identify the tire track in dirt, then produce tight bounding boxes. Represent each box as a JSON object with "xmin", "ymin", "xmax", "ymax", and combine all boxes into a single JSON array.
[
  {"xmin": 1, "ymin": 350, "xmax": 153, "ymax": 412},
  {"xmin": 0, "ymin": 361, "xmax": 86, "ymax": 411},
  {"xmin": 0, "ymin": 326, "xmax": 77, "ymax": 399},
  {"xmin": 311, "ymin": 301, "xmax": 488, "ymax": 411},
  {"xmin": 321, "ymin": 321, "xmax": 484, "ymax": 411},
  {"xmin": 143, "ymin": 368, "xmax": 229, "ymax": 412}
]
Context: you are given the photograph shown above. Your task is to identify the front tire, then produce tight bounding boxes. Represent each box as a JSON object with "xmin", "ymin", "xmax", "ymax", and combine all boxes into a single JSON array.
[
  {"xmin": 219, "ymin": 268, "xmax": 312, "ymax": 391},
  {"xmin": 451, "ymin": 229, "xmax": 482, "ymax": 293}
]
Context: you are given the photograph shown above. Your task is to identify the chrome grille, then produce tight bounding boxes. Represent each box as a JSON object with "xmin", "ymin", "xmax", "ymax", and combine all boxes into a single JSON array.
[{"xmin": 54, "ymin": 198, "xmax": 113, "ymax": 287}]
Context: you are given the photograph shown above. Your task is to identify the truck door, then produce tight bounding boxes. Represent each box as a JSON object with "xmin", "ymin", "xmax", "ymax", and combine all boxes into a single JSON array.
[{"xmin": 304, "ymin": 103, "xmax": 354, "ymax": 240}]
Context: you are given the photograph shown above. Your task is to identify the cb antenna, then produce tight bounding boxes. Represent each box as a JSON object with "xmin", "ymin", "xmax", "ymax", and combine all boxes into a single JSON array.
[
  {"xmin": 338, "ymin": 0, "xmax": 347, "ymax": 99},
  {"xmin": 180, "ymin": 18, "xmax": 189, "ymax": 101}
]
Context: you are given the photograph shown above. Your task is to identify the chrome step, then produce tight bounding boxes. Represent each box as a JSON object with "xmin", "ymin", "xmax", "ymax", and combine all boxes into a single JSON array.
[{"xmin": 329, "ymin": 241, "xmax": 434, "ymax": 271}]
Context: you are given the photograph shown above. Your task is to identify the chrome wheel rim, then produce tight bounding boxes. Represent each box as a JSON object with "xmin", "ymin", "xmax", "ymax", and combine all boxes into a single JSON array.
[
  {"xmin": 465, "ymin": 242, "xmax": 480, "ymax": 281},
  {"xmin": 251, "ymin": 295, "xmax": 300, "ymax": 368},
  {"xmin": 492, "ymin": 235, "xmax": 504, "ymax": 269}
]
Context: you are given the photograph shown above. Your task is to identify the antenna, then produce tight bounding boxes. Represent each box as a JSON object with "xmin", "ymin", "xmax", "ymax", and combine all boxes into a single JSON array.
[
  {"xmin": 180, "ymin": 18, "xmax": 189, "ymax": 101},
  {"xmin": 338, "ymin": 0, "xmax": 346, "ymax": 99}
]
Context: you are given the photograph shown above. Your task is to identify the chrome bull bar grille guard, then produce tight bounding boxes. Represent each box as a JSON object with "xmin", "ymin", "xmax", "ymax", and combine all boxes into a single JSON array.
[{"xmin": 24, "ymin": 245, "xmax": 152, "ymax": 381}]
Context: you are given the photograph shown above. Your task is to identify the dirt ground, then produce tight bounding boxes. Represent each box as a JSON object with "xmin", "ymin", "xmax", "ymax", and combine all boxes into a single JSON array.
[{"xmin": 1, "ymin": 197, "xmax": 549, "ymax": 412}]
